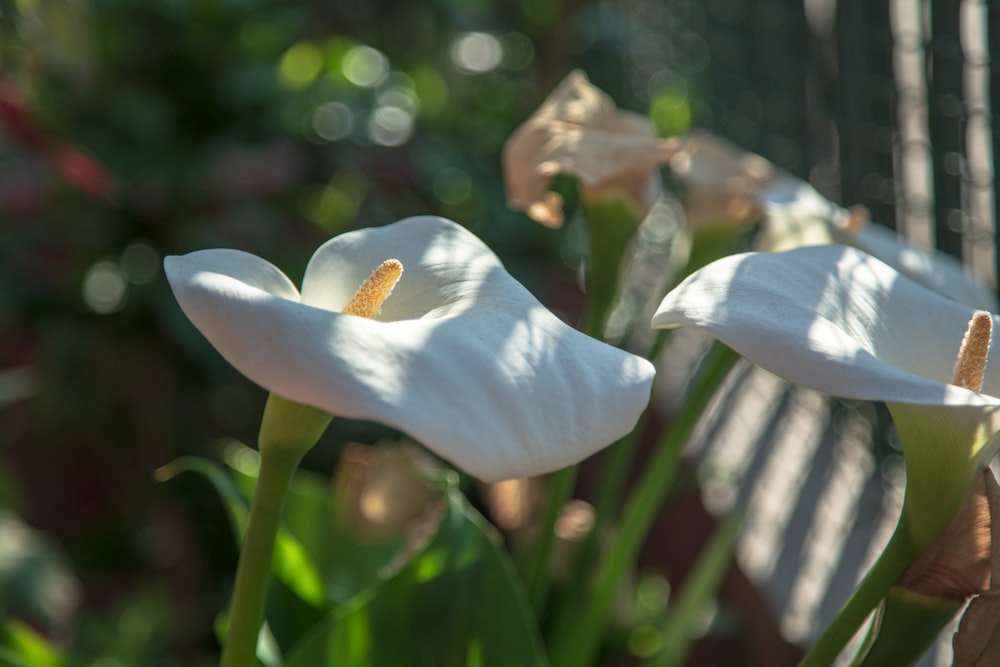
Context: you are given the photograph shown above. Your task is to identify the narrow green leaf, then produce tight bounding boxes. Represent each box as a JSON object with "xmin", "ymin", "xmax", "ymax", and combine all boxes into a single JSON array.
[
  {"xmin": 582, "ymin": 192, "xmax": 642, "ymax": 337},
  {"xmin": 648, "ymin": 512, "xmax": 742, "ymax": 667},
  {"xmin": 156, "ymin": 455, "xmax": 326, "ymax": 608},
  {"xmin": 220, "ymin": 442, "xmax": 404, "ymax": 606},
  {"xmin": 0, "ymin": 620, "xmax": 66, "ymax": 667}
]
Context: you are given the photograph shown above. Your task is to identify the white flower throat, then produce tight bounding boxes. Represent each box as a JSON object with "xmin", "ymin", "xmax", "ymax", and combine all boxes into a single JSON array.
[
  {"xmin": 342, "ymin": 259, "xmax": 404, "ymax": 319},
  {"xmin": 951, "ymin": 311, "xmax": 993, "ymax": 393}
]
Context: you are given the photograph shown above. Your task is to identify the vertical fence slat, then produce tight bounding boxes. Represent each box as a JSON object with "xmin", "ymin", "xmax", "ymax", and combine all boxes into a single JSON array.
[{"xmin": 928, "ymin": 1, "xmax": 966, "ymax": 259}]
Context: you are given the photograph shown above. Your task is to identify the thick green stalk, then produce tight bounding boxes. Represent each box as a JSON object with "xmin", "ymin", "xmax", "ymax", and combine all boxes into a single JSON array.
[
  {"xmin": 799, "ymin": 526, "xmax": 920, "ymax": 667},
  {"xmin": 526, "ymin": 465, "xmax": 578, "ymax": 612},
  {"xmin": 219, "ymin": 445, "xmax": 303, "ymax": 667},
  {"xmin": 564, "ymin": 330, "xmax": 674, "ymax": 592},
  {"xmin": 220, "ymin": 393, "xmax": 331, "ymax": 667},
  {"xmin": 527, "ymin": 193, "xmax": 640, "ymax": 614},
  {"xmin": 851, "ymin": 588, "xmax": 962, "ymax": 667},
  {"xmin": 580, "ymin": 194, "xmax": 642, "ymax": 337},
  {"xmin": 549, "ymin": 344, "xmax": 739, "ymax": 667}
]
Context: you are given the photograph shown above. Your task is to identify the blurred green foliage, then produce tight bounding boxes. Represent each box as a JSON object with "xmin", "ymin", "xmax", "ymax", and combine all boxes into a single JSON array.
[{"xmin": 0, "ymin": 0, "xmax": 700, "ymax": 661}]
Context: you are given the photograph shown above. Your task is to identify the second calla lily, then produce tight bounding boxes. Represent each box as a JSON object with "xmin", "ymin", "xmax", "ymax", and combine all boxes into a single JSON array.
[
  {"xmin": 652, "ymin": 244, "xmax": 1000, "ymax": 660},
  {"xmin": 652, "ymin": 244, "xmax": 1000, "ymax": 549},
  {"xmin": 166, "ymin": 216, "xmax": 655, "ymax": 482}
]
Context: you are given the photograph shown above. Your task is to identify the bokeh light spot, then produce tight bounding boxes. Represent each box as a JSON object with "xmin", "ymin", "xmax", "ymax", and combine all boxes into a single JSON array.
[
  {"xmin": 432, "ymin": 167, "xmax": 472, "ymax": 205},
  {"xmin": 83, "ymin": 260, "xmax": 127, "ymax": 313},
  {"xmin": 366, "ymin": 106, "xmax": 414, "ymax": 147},
  {"xmin": 626, "ymin": 625, "xmax": 663, "ymax": 658},
  {"xmin": 378, "ymin": 75, "xmax": 420, "ymax": 116},
  {"xmin": 239, "ymin": 20, "xmax": 285, "ymax": 59},
  {"xmin": 500, "ymin": 32, "xmax": 534, "ymax": 70},
  {"xmin": 410, "ymin": 66, "xmax": 449, "ymax": 116},
  {"xmin": 300, "ymin": 172, "xmax": 365, "ymax": 232},
  {"xmin": 312, "ymin": 102, "xmax": 353, "ymax": 141},
  {"xmin": 450, "ymin": 32, "xmax": 503, "ymax": 74},
  {"xmin": 278, "ymin": 42, "xmax": 323, "ymax": 90},
  {"xmin": 342, "ymin": 46, "xmax": 388, "ymax": 88},
  {"xmin": 120, "ymin": 241, "xmax": 159, "ymax": 285}
]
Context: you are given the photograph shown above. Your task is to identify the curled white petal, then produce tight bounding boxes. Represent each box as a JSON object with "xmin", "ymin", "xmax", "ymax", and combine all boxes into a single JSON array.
[
  {"xmin": 652, "ymin": 244, "xmax": 1000, "ymax": 409},
  {"xmin": 166, "ymin": 216, "xmax": 655, "ymax": 481}
]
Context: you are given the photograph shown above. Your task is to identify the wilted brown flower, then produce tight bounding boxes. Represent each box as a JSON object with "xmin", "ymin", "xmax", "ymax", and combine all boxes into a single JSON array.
[
  {"xmin": 899, "ymin": 468, "xmax": 998, "ymax": 600},
  {"xmin": 952, "ymin": 468, "xmax": 1000, "ymax": 666},
  {"xmin": 503, "ymin": 70, "xmax": 678, "ymax": 228}
]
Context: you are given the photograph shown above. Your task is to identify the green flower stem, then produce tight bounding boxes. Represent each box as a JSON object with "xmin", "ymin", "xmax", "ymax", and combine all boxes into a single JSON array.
[
  {"xmin": 565, "ymin": 330, "xmax": 675, "ymax": 592},
  {"xmin": 799, "ymin": 527, "xmax": 920, "ymax": 667},
  {"xmin": 545, "ymin": 412, "xmax": 646, "ymax": 631},
  {"xmin": 526, "ymin": 194, "xmax": 640, "ymax": 614},
  {"xmin": 219, "ymin": 444, "xmax": 303, "ymax": 667},
  {"xmin": 220, "ymin": 393, "xmax": 332, "ymax": 667},
  {"xmin": 580, "ymin": 194, "xmax": 643, "ymax": 337},
  {"xmin": 526, "ymin": 464, "xmax": 578, "ymax": 612},
  {"xmin": 649, "ymin": 511, "xmax": 742, "ymax": 667},
  {"xmin": 549, "ymin": 344, "xmax": 739, "ymax": 667}
]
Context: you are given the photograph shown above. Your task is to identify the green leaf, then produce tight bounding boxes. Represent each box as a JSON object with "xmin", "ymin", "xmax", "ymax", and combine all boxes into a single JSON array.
[
  {"xmin": 156, "ymin": 453, "xmax": 327, "ymax": 657},
  {"xmin": 158, "ymin": 455, "xmax": 325, "ymax": 609},
  {"xmin": 284, "ymin": 487, "xmax": 549, "ymax": 667},
  {"xmin": 0, "ymin": 620, "xmax": 66, "ymax": 667},
  {"xmin": 852, "ymin": 588, "xmax": 962, "ymax": 667},
  {"xmin": 220, "ymin": 442, "xmax": 404, "ymax": 606},
  {"xmin": 648, "ymin": 512, "xmax": 742, "ymax": 667},
  {"xmin": 582, "ymin": 193, "xmax": 643, "ymax": 337}
]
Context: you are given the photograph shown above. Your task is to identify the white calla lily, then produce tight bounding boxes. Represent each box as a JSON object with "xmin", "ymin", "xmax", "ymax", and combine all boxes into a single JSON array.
[
  {"xmin": 165, "ymin": 216, "xmax": 655, "ymax": 482},
  {"xmin": 653, "ymin": 243, "xmax": 1000, "ymax": 661},
  {"xmin": 652, "ymin": 244, "xmax": 1000, "ymax": 547}
]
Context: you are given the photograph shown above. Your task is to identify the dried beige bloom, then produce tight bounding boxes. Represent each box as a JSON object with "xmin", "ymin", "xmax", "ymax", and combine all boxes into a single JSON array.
[
  {"xmin": 666, "ymin": 130, "xmax": 790, "ymax": 235},
  {"xmin": 503, "ymin": 70, "xmax": 678, "ymax": 228}
]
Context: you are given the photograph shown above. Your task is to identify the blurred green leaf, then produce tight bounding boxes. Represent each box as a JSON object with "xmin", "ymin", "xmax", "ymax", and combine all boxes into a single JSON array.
[
  {"xmin": 647, "ymin": 512, "xmax": 742, "ymax": 667},
  {"xmin": 649, "ymin": 86, "xmax": 691, "ymax": 137},
  {"xmin": 220, "ymin": 441, "xmax": 405, "ymax": 607},
  {"xmin": 284, "ymin": 487, "xmax": 548, "ymax": 667},
  {"xmin": 155, "ymin": 455, "xmax": 325, "ymax": 609},
  {"xmin": 0, "ymin": 620, "xmax": 66, "ymax": 667},
  {"xmin": 582, "ymin": 193, "xmax": 644, "ymax": 336}
]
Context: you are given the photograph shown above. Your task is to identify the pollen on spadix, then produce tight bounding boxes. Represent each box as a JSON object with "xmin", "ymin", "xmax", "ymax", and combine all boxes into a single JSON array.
[
  {"xmin": 342, "ymin": 259, "xmax": 403, "ymax": 319},
  {"xmin": 951, "ymin": 310, "xmax": 993, "ymax": 393}
]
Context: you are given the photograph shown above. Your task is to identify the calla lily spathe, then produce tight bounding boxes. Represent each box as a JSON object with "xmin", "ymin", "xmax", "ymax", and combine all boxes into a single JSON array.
[
  {"xmin": 165, "ymin": 216, "xmax": 655, "ymax": 482},
  {"xmin": 652, "ymin": 244, "xmax": 1000, "ymax": 549}
]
